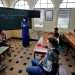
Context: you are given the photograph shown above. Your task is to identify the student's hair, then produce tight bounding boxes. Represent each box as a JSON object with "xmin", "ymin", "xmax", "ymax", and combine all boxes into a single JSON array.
[
  {"xmin": 54, "ymin": 27, "xmax": 58, "ymax": 31},
  {"xmin": 48, "ymin": 37, "xmax": 59, "ymax": 48},
  {"xmin": 54, "ymin": 27, "xmax": 59, "ymax": 38}
]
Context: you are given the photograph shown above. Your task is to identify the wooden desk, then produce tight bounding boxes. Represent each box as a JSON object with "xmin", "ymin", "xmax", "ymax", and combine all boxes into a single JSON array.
[
  {"xmin": 34, "ymin": 37, "xmax": 47, "ymax": 54},
  {"xmin": 64, "ymin": 32, "xmax": 75, "ymax": 57},
  {"xmin": 33, "ymin": 33, "xmax": 53, "ymax": 59},
  {"xmin": 0, "ymin": 46, "xmax": 9, "ymax": 61},
  {"xmin": 0, "ymin": 46, "xmax": 9, "ymax": 55},
  {"xmin": 0, "ymin": 46, "xmax": 9, "ymax": 71},
  {"xmin": 34, "ymin": 32, "xmax": 53, "ymax": 54},
  {"xmin": 64, "ymin": 32, "xmax": 75, "ymax": 49}
]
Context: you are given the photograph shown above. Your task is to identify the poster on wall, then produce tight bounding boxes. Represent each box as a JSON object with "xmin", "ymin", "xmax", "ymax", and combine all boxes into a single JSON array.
[{"xmin": 45, "ymin": 10, "xmax": 53, "ymax": 21}]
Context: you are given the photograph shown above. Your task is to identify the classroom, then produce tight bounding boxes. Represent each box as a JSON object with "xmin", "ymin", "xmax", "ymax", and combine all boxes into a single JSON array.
[{"xmin": 0, "ymin": 0, "xmax": 75, "ymax": 75}]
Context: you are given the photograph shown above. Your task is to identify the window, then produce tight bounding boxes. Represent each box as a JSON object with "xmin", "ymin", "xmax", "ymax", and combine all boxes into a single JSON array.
[
  {"xmin": 57, "ymin": 9, "xmax": 71, "ymax": 28},
  {"xmin": 34, "ymin": 10, "xmax": 44, "ymax": 28},
  {"xmin": 15, "ymin": 0, "xmax": 29, "ymax": 9},
  {"xmin": 0, "ymin": 0, "xmax": 3, "ymax": 7},
  {"xmin": 60, "ymin": 0, "xmax": 75, "ymax": 8},
  {"xmin": 35, "ymin": 0, "xmax": 54, "ymax": 8},
  {"xmin": 45, "ymin": 10, "xmax": 53, "ymax": 21}
]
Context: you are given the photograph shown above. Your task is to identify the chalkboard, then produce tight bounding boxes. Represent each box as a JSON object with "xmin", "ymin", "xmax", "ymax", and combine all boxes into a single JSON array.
[{"xmin": 0, "ymin": 7, "xmax": 40, "ymax": 30}]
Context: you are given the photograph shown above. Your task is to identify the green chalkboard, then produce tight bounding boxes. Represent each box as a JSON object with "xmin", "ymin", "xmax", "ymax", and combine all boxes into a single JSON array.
[{"xmin": 0, "ymin": 7, "xmax": 40, "ymax": 30}]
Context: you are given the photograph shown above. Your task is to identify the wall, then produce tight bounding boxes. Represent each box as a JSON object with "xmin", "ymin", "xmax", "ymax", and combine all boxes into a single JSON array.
[
  {"xmin": 3, "ymin": 8, "xmax": 75, "ymax": 39},
  {"xmin": 4, "ymin": 30, "xmax": 21, "ymax": 39},
  {"xmin": 32, "ymin": 8, "xmax": 75, "ymax": 33},
  {"xmin": 5, "ymin": 30, "xmax": 12, "ymax": 39},
  {"xmin": 1, "ymin": 0, "xmax": 75, "ymax": 39},
  {"xmin": 5, "ymin": 29, "xmax": 39, "ymax": 39},
  {"xmin": 32, "ymin": 9, "xmax": 57, "ymax": 32},
  {"xmin": 69, "ymin": 8, "xmax": 75, "ymax": 32}
]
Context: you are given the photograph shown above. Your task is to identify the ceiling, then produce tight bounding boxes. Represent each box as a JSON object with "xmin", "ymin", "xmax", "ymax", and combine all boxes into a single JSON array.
[{"xmin": 2, "ymin": 0, "xmax": 63, "ymax": 8}]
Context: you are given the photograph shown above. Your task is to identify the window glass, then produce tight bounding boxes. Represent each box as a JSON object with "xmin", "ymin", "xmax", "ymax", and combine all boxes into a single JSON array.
[
  {"xmin": 15, "ymin": 0, "xmax": 29, "ymax": 9},
  {"xmin": 0, "ymin": 0, "xmax": 3, "ymax": 7},
  {"xmin": 35, "ymin": 0, "xmax": 54, "ymax": 8},
  {"xmin": 60, "ymin": 0, "xmax": 75, "ymax": 8},
  {"xmin": 57, "ymin": 9, "xmax": 71, "ymax": 28}
]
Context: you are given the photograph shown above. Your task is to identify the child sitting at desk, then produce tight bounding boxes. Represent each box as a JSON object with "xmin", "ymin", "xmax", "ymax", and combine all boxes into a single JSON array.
[
  {"xmin": 0, "ymin": 29, "xmax": 7, "ymax": 46},
  {"xmin": 0, "ymin": 29, "xmax": 9, "ymax": 71},
  {"xmin": 53, "ymin": 27, "xmax": 64, "ymax": 51},
  {"xmin": 26, "ymin": 38, "xmax": 59, "ymax": 75},
  {"xmin": 54, "ymin": 27, "xmax": 59, "ymax": 37}
]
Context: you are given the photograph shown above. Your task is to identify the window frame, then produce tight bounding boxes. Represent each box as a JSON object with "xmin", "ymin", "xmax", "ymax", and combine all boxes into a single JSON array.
[
  {"xmin": 57, "ymin": 8, "xmax": 71, "ymax": 28},
  {"xmin": 60, "ymin": 0, "xmax": 75, "ymax": 8},
  {"xmin": 14, "ymin": 0, "xmax": 29, "ymax": 9},
  {"xmin": 34, "ymin": 0, "xmax": 54, "ymax": 8},
  {"xmin": 45, "ymin": 9, "xmax": 53, "ymax": 21},
  {"xmin": 0, "ymin": 0, "xmax": 4, "ymax": 7}
]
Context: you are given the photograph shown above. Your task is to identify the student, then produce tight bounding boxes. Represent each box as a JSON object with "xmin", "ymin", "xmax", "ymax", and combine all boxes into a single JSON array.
[
  {"xmin": 54, "ymin": 33, "xmax": 59, "ymax": 44},
  {"xmin": 54, "ymin": 27, "xmax": 59, "ymax": 38},
  {"xmin": 26, "ymin": 38, "xmax": 59, "ymax": 75},
  {"xmin": 53, "ymin": 27, "xmax": 63, "ymax": 46},
  {"xmin": 53, "ymin": 28, "xmax": 65, "ymax": 53},
  {"xmin": 53, "ymin": 27, "xmax": 61, "ymax": 47},
  {"xmin": 0, "ymin": 29, "xmax": 7, "ymax": 46}
]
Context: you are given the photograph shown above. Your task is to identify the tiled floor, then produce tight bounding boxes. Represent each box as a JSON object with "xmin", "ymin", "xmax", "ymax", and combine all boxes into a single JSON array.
[{"xmin": 0, "ymin": 39, "xmax": 75, "ymax": 75}]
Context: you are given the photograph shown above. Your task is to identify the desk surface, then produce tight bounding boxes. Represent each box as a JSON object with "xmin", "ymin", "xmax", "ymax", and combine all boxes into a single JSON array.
[
  {"xmin": 0, "ymin": 46, "xmax": 9, "ymax": 54},
  {"xmin": 34, "ymin": 33, "xmax": 53, "ymax": 53},
  {"xmin": 64, "ymin": 32, "xmax": 75, "ymax": 48},
  {"xmin": 34, "ymin": 37, "xmax": 47, "ymax": 53}
]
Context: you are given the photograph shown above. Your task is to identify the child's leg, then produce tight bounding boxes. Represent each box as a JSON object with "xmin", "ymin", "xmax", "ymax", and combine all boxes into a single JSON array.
[
  {"xmin": 51, "ymin": 63, "xmax": 59, "ymax": 75},
  {"xmin": 26, "ymin": 66, "xmax": 43, "ymax": 75}
]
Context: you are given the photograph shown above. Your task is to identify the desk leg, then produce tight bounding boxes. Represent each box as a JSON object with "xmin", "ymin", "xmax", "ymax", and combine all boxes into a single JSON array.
[
  {"xmin": 6, "ymin": 48, "xmax": 11, "ymax": 57},
  {"xmin": 0, "ymin": 55, "xmax": 7, "ymax": 72},
  {"xmin": 65, "ymin": 48, "xmax": 69, "ymax": 56},
  {"xmin": 64, "ymin": 44, "xmax": 71, "ymax": 56}
]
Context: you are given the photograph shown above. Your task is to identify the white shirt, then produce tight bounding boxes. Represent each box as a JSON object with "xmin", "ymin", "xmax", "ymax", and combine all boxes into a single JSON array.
[{"xmin": 56, "ymin": 38, "xmax": 59, "ymax": 44}]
